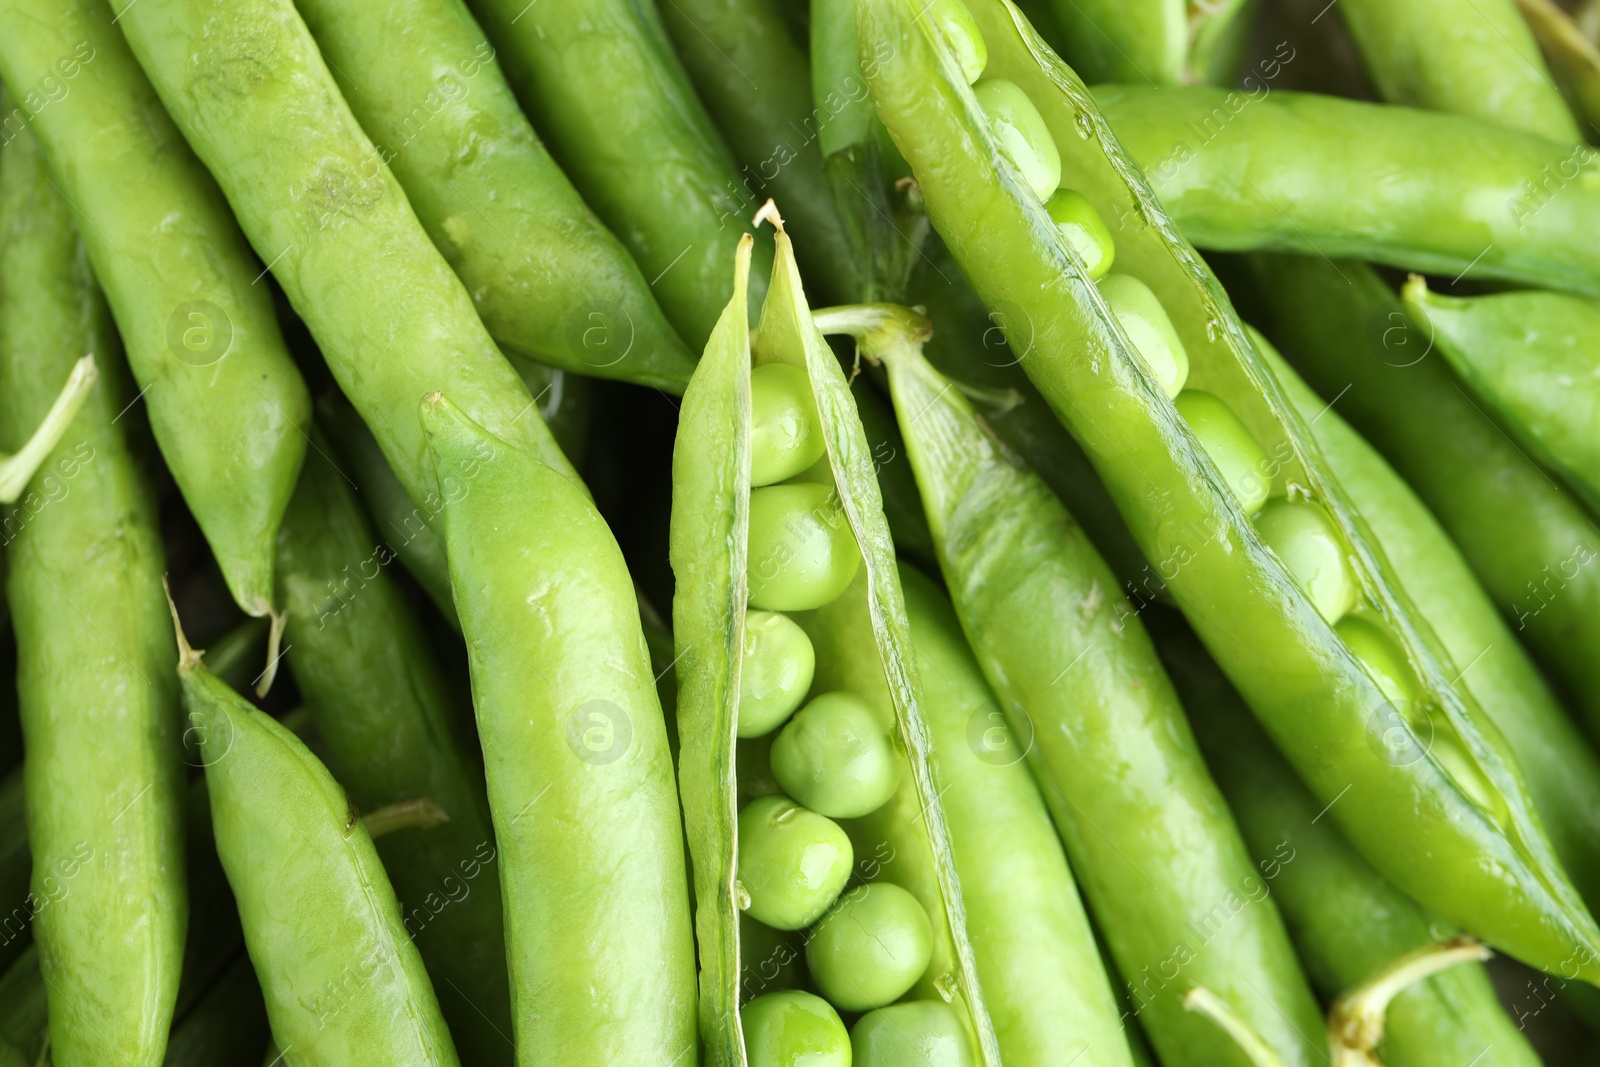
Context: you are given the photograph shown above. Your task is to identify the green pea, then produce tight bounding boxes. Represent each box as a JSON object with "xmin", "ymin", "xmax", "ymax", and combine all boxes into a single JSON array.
[
  {"xmin": 738, "ymin": 794, "xmax": 854, "ymax": 930},
  {"xmin": 972, "ymin": 78, "xmax": 1060, "ymax": 201},
  {"xmin": 1255, "ymin": 500, "xmax": 1357, "ymax": 624},
  {"xmin": 1174, "ymin": 390, "xmax": 1270, "ymax": 516},
  {"xmin": 928, "ymin": 0, "xmax": 988, "ymax": 84},
  {"xmin": 1336, "ymin": 615, "xmax": 1417, "ymax": 707},
  {"xmin": 806, "ymin": 882, "xmax": 933, "ymax": 1012},
  {"xmin": 742, "ymin": 990, "xmax": 851, "ymax": 1067},
  {"xmin": 751, "ymin": 363, "xmax": 826, "ymax": 487},
  {"xmin": 747, "ymin": 483, "xmax": 862, "ymax": 612},
  {"xmin": 770, "ymin": 691, "xmax": 902, "ymax": 818},
  {"xmin": 851, "ymin": 1001, "xmax": 975, "ymax": 1067},
  {"xmin": 739, "ymin": 610, "xmax": 818, "ymax": 738},
  {"xmin": 1097, "ymin": 273, "xmax": 1189, "ymax": 397},
  {"xmin": 1046, "ymin": 189, "xmax": 1116, "ymax": 280}
]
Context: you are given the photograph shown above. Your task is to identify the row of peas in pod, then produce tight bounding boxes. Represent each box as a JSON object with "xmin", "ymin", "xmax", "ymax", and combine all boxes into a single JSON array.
[
  {"xmin": 734, "ymin": 360, "xmax": 972, "ymax": 1066},
  {"xmin": 941, "ymin": 0, "xmax": 1495, "ymax": 804}
]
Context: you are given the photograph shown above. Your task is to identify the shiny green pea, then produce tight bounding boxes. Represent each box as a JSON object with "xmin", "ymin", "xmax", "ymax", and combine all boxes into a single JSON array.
[
  {"xmin": 1255, "ymin": 500, "xmax": 1357, "ymax": 624},
  {"xmin": 851, "ymin": 1000, "xmax": 975, "ymax": 1067},
  {"xmin": 739, "ymin": 610, "xmax": 817, "ymax": 739},
  {"xmin": 751, "ymin": 363, "xmax": 826, "ymax": 487},
  {"xmin": 770, "ymin": 691, "xmax": 902, "ymax": 819},
  {"xmin": 1174, "ymin": 390, "xmax": 1270, "ymax": 516},
  {"xmin": 742, "ymin": 990, "xmax": 851, "ymax": 1067},
  {"xmin": 738, "ymin": 794, "xmax": 854, "ymax": 930},
  {"xmin": 972, "ymin": 78, "xmax": 1060, "ymax": 201},
  {"xmin": 1097, "ymin": 273, "xmax": 1189, "ymax": 397},
  {"xmin": 928, "ymin": 0, "xmax": 987, "ymax": 84},
  {"xmin": 806, "ymin": 882, "xmax": 933, "ymax": 1012},
  {"xmin": 1046, "ymin": 189, "xmax": 1115, "ymax": 280},
  {"xmin": 1336, "ymin": 615, "xmax": 1417, "ymax": 707},
  {"xmin": 747, "ymin": 483, "xmax": 862, "ymax": 612}
]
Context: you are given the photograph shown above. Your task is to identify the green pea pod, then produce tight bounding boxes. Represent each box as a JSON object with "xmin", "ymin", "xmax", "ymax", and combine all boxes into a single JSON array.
[
  {"xmin": 1403, "ymin": 279, "xmax": 1600, "ymax": 518},
  {"xmin": 862, "ymin": 0, "xmax": 1600, "ymax": 984},
  {"xmin": 866, "ymin": 315, "xmax": 1321, "ymax": 1067},
  {"xmin": 293, "ymin": 0, "xmax": 697, "ymax": 391},
  {"xmin": 659, "ymin": 0, "xmax": 859, "ymax": 305},
  {"xmin": 669, "ymin": 222, "xmax": 998, "ymax": 1065},
  {"xmin": 1251, "ymin": 327, "xmax": 1600, "ymax": 912},
  {"xmin": 465, "ymin": 0, "xmax": 772, "ymax": 349},
  {"xmin": 162, "ymin": 954, "xmax": 272, "ymax": 1067},
  {"xmin": 1335, "ymin": 0, "xmax": 1578, "ymax": 141},
  {"xmin": 0, "ymin": 0, "xmax": 310, "ymax": 627},
  {"xmin": 1517, "ymin": 0, "xmax": 1600, "ymax": 136},
  {"xmin": 1094, "ymin": 83, "xmax": 1600, "ymax": 297},
  {"xmin": 420, "ymin": 393, "xmax": 696, "ymax": 1063},
  {"xmin": 1158, "ymin": 613, "xmax": 1541, "ymax": 1067},
  {"xmin": 0, "ymin": 769, "xmax": 28, "ymax": 975},
  {"xmin": 1230, "ymin": 253, "xmax": 1600, "ymax": 785},
  {"xmin": 809, "ymin": 562, "xmax": 1134, "ymax": 1067},
  {"xmin": 0, "ymin": 125, "xmax": 186, "ymax": 1065},
  {"xmin": 113, "ymin": 0, "xmax": 576, "ymax": 520},
  {"xmin": 1031, "ymin": 0, "xmax": 1184, "ymax": 84},
  {"xmin": 172, "ymin": 610, "xmax": 459, "ymax": 1066},
  {"xmin": 276, "ymin": 439, "xmax": 512, "ymax": 1063}
]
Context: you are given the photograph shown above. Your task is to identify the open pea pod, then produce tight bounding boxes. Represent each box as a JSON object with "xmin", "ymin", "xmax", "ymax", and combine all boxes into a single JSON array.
[
  {"xmin": 670, "ymin": 216, "xmax": 998, "ymax": 1066},
  {"xmin": 861, "ymin": 0, "xmax": 1600, "ymax": 981},
  {"xmin": 1401, "ymin": 279, "xmax": 1600, "ymax": 520}
]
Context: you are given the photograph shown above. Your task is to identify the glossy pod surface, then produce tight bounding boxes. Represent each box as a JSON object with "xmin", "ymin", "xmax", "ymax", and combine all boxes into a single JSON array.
[
  {"xmin": 0, "ymin": 126, "xmax": 185, "ymax": 1066},
  {"xmin": 0, "ymin": 0, "xmax": 309, "ymax": 619},
  {"xmin": 860, "ymin": 0, "xmax": 1600, "ymax": 985}
]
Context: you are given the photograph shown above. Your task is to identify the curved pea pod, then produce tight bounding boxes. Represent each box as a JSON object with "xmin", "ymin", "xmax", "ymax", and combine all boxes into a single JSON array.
[
  {"xmin": 669, "ymin": 220, "xmax": 998, "ymax": 1065},
  {"xmin": 1517, "ymin": 0, "xmax": 1600, "ymax": 135},
  {"xmin": 465, "ymin": 0, "xmax": 772, "ymax": 349},
  {"xmin": 1021, "ymin": 0, "xmax": 1258, "ymax": 86},
  {"xmin": 1094, "ymin": 83, "xmax": 1600, "ymax": 297},
  {"xmin": 1159, "ymin": 614, "xmax": 1541, "ymax": 1067},
  {"xmin": 421, "ymin": 395, "xmax": 696, "ymax": 1063},
  {"xmin": 1254, "ymin": 328, "xmax": 1600, "ymax": 908},
  {"xmin": 0, "ymin": 123, "xmax": 186, "ymax": 1066},
  {"xmin": 1402, "ymin": 279, "xmax": 1600, "ymax": 518},
  {"xmin": 170, "ymin": 614, "xmax": 459, "ymax": 1067},
  {"xmin": 1232, "ymin": 253, "xmax": 1600, "ymax": 785},
  {"xmin": 860, "ymin": 0, "xmax": 1600, "ymax": 984},
  {"xmin": 0, "ymin": 0, "xmax": 310, "ymax": 629},
  {"xmin": 660, "ymin": 0, "xmax": 859, "ymax": 305},
  {"xmin": 802, "ymin": 561, "xmax": 1133, "ymax": 1067},
  {"xmin": 113, "ymin": 0, "xmax": 576, "ymax": 522},
  {"xmin": 868, "ymin": 319, "xmax": 1321, "ymax": 1067},
  {"xmin": 275, "ymin": 439, "xmax": 512, "ymax": 1063},
  {"xmin": 1335, "ymin": 0, "xmax": 1578, "ymax": 141},
  {"xmin": 294, "ymin": 0, "xmax": 696, "ymax": 391}
]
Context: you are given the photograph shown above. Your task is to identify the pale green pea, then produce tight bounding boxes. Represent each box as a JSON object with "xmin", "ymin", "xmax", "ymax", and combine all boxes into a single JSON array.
[
  {"xmin": 742, "ymin": 990, "xmax": 851, "ymax": 1067},
  {"xmin": 1097, "ymin": 273, "xmax": 1188, "ymax": 396},
  {"xmin": 747, "ymin": 483, "xmax": 863, "ymax": 612},
  {"xmin": 806, "ymin": 882, "xmax": 934, "ymax": 1011},
  {"xmin": 1174, "ymin": 390, "xmax": 1269, "ymax": 516},
  {"xmin": 738, "ymin": 610, "xmax": 817, "ymax": 739},
  {"xmin": 738, "ymin": 794, "xmax": 853, "ymax": 930},
  {"xmin": 751, "ymin": 363, "xmax": 826, "ymax": 486},
  {"xmin": 1254, "ymin": 500, "xmax": 1357, "ymax": 624},
  {"xmin": 972, "ymin": 78, "xmax": 1060, "ymax": 201},
  {"xmin": 852, "ymin": 1000, "xmax": 975, "ymax": 1067},
  {"xmin": 771, "ymin": 691, "xmax": 902, "ymax": 818},
  {"xmin": 1046, "ymin": 189, "xmax": 1116, "ymax": 280}
]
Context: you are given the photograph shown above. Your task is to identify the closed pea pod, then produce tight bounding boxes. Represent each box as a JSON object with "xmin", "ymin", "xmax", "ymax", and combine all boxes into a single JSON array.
[
  {"xmin": 669, "ymin": 217, "xmax": 997, "ymax": 1066},
  {"xmin": 0, "ymin": 125, "xmax": 186, "ymax": 1066},
  {"xmin": 274, "ymin": 442, "xmax": 512, "ymax": 1063},
  {"xmin": 465, "ymin": 0, "xmax": 772, "ymax": 349},
  {"xmin": 0, "ymin": 0, "xmax": 311, "ymax": 649},
  {"xmin": 167, "ymin": 599, "xmax": 459, "ymax": 1066},
  {"xmin": 1095, "ymin": 85, "xmax": 1600, "ymax": 298},
  {"xmin": 861, "ymin": 0, "xmax": 1600, "ymax": 989},
  {"xmin": 420, "ymin": 390, "xmax": 696, "ymax": 1062},
  {"xmin": 292, "ymin": 0, "xmax": 697, "ymax": 390},
  {"xmin": 112, "ymin": 0, "xmax": 577, "ymax": 524}
]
